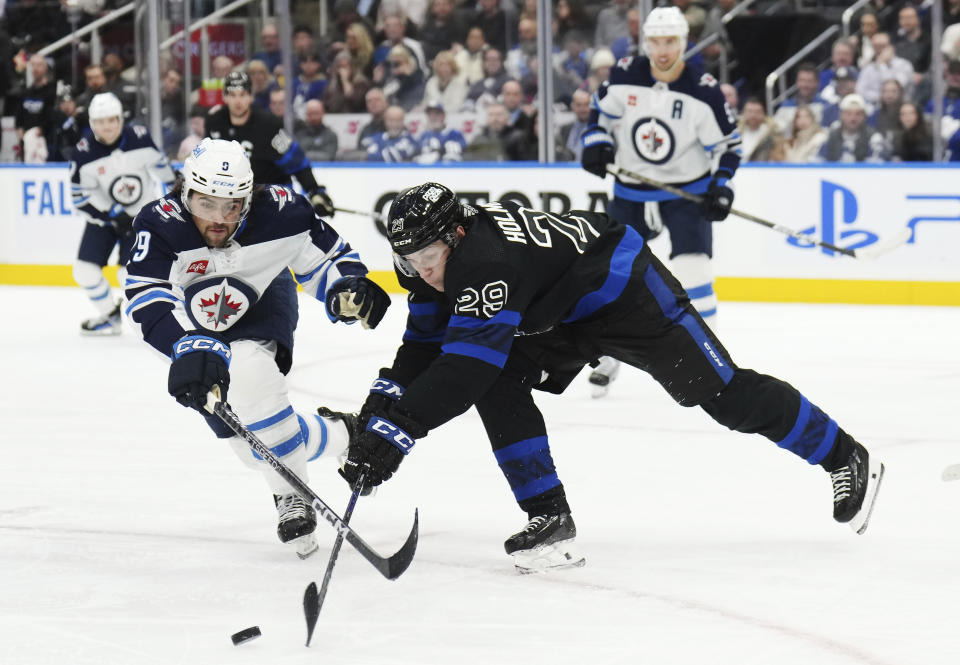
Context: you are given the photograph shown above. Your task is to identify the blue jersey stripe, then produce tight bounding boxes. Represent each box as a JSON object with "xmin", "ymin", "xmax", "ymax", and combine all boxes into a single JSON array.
[
  {"xmin": 125, "ymin": 290, "xmax": 179, "ymax": 316},
  {"xmin": 441, "ymin": 341, "xmax": 508, "ymax": 368},
  {"xmin": 614, "ymin": 176, "xmax": 711, "ymax": 202},
  {"xmin": 409, "ymin": 301, "xmax": 440, "ymax": 316},
  {"xmin": 564, "ymin": 227, "xmax": 644, "ymax": 322},
  {"xmin": 643, "ymin": 264, "xmax": 734, "ymax": 384},
  {"xmin": 403, "ymin": 329, "xmax": 446, "ymax": 343},
  {"xmin": 448, "ymin": 310, "xmax": 522, "ymax": 328}
]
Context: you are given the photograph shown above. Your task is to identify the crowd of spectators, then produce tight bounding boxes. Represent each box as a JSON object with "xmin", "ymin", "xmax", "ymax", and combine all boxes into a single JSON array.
[{"xmin": 4, "ymin": 0, "xmax": 960, "ymax": 164}]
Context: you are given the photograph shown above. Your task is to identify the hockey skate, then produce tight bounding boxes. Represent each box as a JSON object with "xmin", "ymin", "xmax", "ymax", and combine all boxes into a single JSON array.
[
  {"xmin": 274, "ymin": 493, "xmax": 319, "ymax": 559},
  {"xmin": 316, "ymin": 406, "xmax": 375, "ymax": 496},
  {"xmin": 504, "ymin": 513, "xmax": 585, "ymax": 574},
  {"xmin": 830, "ymin": 443, "xmax": 884, "ymax": 535},
  {"xmin": 80, "ymin": 301, "xmax": 122, "ymax": 336},
  {"xmin": 588, "ymin": 357, "xmax": 620, "ymax": 398}
]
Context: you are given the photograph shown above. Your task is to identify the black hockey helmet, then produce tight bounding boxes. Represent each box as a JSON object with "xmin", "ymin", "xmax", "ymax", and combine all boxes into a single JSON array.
[
  {"xmin": 223, "ymin": 70, "xmax": 252, "ymax": 94},
  {"xmin": 387, "ymin": 183, "xmax": 464, "ymax": 255}
]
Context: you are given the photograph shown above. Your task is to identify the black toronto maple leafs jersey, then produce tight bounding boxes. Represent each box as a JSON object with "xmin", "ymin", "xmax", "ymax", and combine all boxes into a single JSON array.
[
  {"xmin": 206, "ymin": 105, "xmax": 320, "ymax": 190},
  {"xmin": 124, "ymin": 185, "xmax": 366, "ymax": 358},
  {"xmin": 385, "ymin": 200, "xmax": 649, "ymax": 433}
]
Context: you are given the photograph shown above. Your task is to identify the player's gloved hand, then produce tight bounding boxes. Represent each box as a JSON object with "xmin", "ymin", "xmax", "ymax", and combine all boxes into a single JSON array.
[
  {"xmin": 580, "ymin": 127, "xmax": 615, "ymax": 178},
  {"xmin": 325, "ymin": 275, "xmax": 391, "ymax": 329},
  {"xmin": 339, "ymin": 416, "xmax": 415, "ymax": 488},
  {"xmin": 359, "ymin": 377, "xmax": 404, "ymax": 425},
  {"xmin": 308, "ymin": 187, "xmax": 335, "ymax": 218},
  {"xmin": 168, "ymin": 332, "xmax": 231, "ymax": 413},
  {"xmin": 111, "ymin": 211, "xmax": 135, "ymax": 234},
  {"xmin": 700, "ymin": 176, "xmax": 734, "ymax": 221}
]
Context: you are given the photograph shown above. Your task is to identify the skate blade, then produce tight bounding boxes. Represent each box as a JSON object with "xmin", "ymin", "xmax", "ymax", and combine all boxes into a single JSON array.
[
  {"xmin": 293, "ymin": 534, "xmax": 319, "ymax": 560},
  {"xmin": 850, "ymin": 459, "xmax": 884, "ymax": 535},
  {"xmin": 80, "ymin": 325, "xmax": 122, "ymax": 337},
  {"xmin": 512, "ymin": 539, "xmax": 585, "ymax": 574}
]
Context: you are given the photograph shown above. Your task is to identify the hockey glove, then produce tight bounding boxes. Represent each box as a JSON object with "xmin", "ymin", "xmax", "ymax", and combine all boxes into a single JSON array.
[
  {"xmin": 168, "ymin": 333, "xmax": 231, "ymax": 413},
  {"xmin": 325, "ymin": 275, "xmax": 391, "ymax": 329},
  {"xmin": 309, "ymin": 187, "xmax": 335, "ymax": 218},
  {"xmin": 580, "ymin": 128, "xmax": 615, "ymax": 178},
  {"xmin": 111, "ymin": 211, "xmax": 135, "ymax": 235},
  {"xmin": 700, "ymin": 176, "xmax": 734, "ymax": 222},
  {"xmin": 360, "ymin": 377, "xmax": 404, "ymax": 425},
  {"xmin": 339, "ymin": 416, "xmax": 414, "ymax": 488}
]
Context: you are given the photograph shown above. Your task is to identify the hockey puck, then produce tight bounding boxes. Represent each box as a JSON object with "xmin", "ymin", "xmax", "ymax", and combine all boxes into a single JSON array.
[{"xmin": 230, "ymin": 626, "xmax": 261, "ymax": 646}]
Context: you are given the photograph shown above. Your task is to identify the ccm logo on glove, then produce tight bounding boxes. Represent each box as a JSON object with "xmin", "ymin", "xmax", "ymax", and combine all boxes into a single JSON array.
[
  {"xmin": 371, "ymin": 378, "xmax": 404, "ymax": 399},
  {"xmin": 368, "ymin": 417, "xmax": 416, "ymax": 454},
  {"xmin": 173, "ymin": 336, "xmax": 232, "ymax": 361}
]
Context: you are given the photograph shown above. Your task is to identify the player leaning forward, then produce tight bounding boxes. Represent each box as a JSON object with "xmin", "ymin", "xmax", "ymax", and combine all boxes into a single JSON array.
[
  {"xmin": 335, "ymin": 183, "xmax": 883, "ymax": 572},
  {"xmin": 124, "ymin": 139, "xmax": 390, "ymax": 558},
  {"xmin": 71, "ymin": 92, "xmax": 175, "ymax": 334},
  {"xmin": 582, "ymin": 6, "xmax": 741, "ymax": 395}
]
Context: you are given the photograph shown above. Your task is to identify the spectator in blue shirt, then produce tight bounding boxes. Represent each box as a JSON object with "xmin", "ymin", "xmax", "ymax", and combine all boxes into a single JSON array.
[
  {"xmin": 416, "ymin": 101, "xmax": 467, "ymax": 162},
  {"xmin": 364, "ymin": 105, "xmax": 419, "ymax": 162}
]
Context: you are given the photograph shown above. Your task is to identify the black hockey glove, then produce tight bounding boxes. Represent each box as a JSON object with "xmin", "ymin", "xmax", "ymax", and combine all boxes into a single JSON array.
[
  {"xmin": 700, "ymin": 176, "xmax": 734, "ymax": 222},
  {"xmin": 580, "ymin": 127, "xmax": 615, "ymax": 178},
  {"xmin": 325, "ymin": 275, "xmax": 391, "ymax": 329},
  {"xmin": 168, "ymin": 333, "xmax": 231, "ymax": 413},
  {"xmin": 111, "ymin": 211, "xmax": 135, "ymax": 235},
  {"xmin": 339, "ymin": 416, "xmax": 415, "ymax": 488},
  {"xmin": 308, "ymin": 187, "xmax": 335, "ymax": 218}
]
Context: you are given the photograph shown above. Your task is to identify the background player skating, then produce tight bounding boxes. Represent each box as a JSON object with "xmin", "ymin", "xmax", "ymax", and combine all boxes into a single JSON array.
[
  {"xmin": 581, "ymin": 6, "xmax": 742, "ymax": 396},
  {"xmin": 70, "ymin": 93, "xmax": 175, "ymax": 335}
]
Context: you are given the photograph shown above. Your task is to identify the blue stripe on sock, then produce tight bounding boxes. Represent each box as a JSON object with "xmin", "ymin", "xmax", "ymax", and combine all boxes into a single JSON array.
[
  {"xmin": 808, "ymin": 418, "xmax": 838, "ymax": 465},
  {"xmin": 776, "ymin": 396, "xmax": 811, "ymax": 452},
  {"xmin": 493, "ymin": 436, "xmax": 561, "ymax": 502},
  {"xmin": 308, "ymin": 414, "xmax": 328, "ymax": 461},
  {"xmin": 698, "ymin": 307, "xmax": 717, "ymax": 319},
  {"xmin": 248, "ymin": 406, "xmax": 295, "ymax": 432},
  {"xmin": 685, "ymin": 282, "xmax": 715, "ymax": 300},
  {"xmin": 512, "ymin": 473, "xmax": 561, "ymax": 501},
  {"xmin": 252, "ymin": 431, "xmax": 303, "ymax": 460}
]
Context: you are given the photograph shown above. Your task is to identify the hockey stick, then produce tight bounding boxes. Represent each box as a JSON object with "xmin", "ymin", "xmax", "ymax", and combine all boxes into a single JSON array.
[
  {"xmin": 304, "ymin": 474, "xmax": 364, "ymax": 647},
  {"xmin": 334, "ymin": 206, "xmax": 386, "ymax": 223},
  {"xmin": 942, "ymin": 464, "xmax": 960, "ymax": 481},
  {"xmin": 606, "ymin": 165, "xmax": 911, "ymax": 259},
  {"xmin": 204, "ymin": 390, "xmax": 418, "ymax": 580}
]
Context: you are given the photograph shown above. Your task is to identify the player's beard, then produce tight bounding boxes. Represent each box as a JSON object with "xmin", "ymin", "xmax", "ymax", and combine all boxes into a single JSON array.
[{"xmin": 201, "ymin": 222, "xmax": 237, "ymax": 248}]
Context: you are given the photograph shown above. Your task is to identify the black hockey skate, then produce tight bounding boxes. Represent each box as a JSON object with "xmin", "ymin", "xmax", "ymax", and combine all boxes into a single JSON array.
[
  {"xmin": 830, "ymin": 443, "xmax": 884, "ymax": 535},
  {"xmin": 80, "ymin": 300, "xmax": 122, "ymax": 336},
  {"xmin": 273, "ymin": 493, "xmax": 318, "ymax": 559},
  {"xmin": 316, "ymin": 406, "xmax": 374, "ymax": 496},
  {"xmin": 504, "ymin": 513, "xmax": 585, "ymax": 574}
]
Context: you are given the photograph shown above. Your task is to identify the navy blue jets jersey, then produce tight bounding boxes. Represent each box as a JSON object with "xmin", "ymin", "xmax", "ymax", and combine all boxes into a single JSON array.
[
  {"xmin": 124, "ymin": 185, "xmax": 367, "ymax": 358},
  {"xmin": 591, "ymin": 56, "xmax": 742, "ymax": 201},
  {"xmin": 70, "ymin": 124, "xmax": 174, "ymax": 227}
]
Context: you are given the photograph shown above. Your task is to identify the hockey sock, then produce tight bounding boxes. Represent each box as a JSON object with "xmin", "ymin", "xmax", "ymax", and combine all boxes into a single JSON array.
[
  {"xmin": 493, "ymin": 435, "xmax": 564, "ymax": 507},
  {"xmin": 298, "ymin": 411, "xmax": 350, "ymax": 462},
  {"xmin": 73, "ymin": 260, "xmax": 115, "ymax": 315},
  {"xmin": 670, "ymin": 253, "xmax": 717, "ymax": 330}
]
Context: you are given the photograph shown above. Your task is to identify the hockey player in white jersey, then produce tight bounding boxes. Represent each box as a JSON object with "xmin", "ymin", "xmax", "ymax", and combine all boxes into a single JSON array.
[
  {"xmin": 124, "ymin": 139, "xmax": 391, "ymax": 558},
  {"xmin": 580, "ymin": 6, "xmax": 742, "ymax": 396},
  {"xmin": 71, "ymin": 93, "xmax": 176, "ymax": 335}
]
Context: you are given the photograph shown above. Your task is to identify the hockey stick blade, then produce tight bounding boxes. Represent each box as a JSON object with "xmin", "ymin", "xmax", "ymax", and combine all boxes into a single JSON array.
[
  {"xmin": 303, "ymin": 582, "xmax": 319, "ymax": 647},
  {"xmin": 205, "ymin": 393, "xmax": 419, "ymax": 580},
  {"xmin": 851, "ymin": 228, "xmax": 912, "ymax": 260},
  {"xmin": 942, "ymin": 464, "xmax": 960, "ymax": 482}
]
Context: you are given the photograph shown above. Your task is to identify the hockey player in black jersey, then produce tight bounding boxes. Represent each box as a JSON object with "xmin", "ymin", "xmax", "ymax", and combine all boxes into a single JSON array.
[
  {"xmin": 334, "ymin": 182, "xmax": 884, "ymax": 573},
  {"xmin": 206, "ymin": 71, "xmax": 335, "ymax": 218}
]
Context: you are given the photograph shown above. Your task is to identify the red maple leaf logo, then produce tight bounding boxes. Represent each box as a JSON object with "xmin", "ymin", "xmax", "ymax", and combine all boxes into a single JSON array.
[{"xmin": 198, "ymin": 287, "xmax": 242, "ymax": 328}]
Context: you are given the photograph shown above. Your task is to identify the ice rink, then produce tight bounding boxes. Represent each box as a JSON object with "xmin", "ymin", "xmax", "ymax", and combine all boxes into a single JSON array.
[{"xmin": 1, "ymin": 285, "xmax": 958, "ymax": 665}]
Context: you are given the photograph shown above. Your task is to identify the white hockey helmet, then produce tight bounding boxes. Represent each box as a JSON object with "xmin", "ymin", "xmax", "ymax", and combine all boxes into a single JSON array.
[
  {"xmin": 180, "ymin": 138, "xmax": 254, "ymax": 224},
  {"xmin": 643, "ymin": 6, "xmax": 690, "ymax": 41},
  {"xmin": 88, "ymin": 92, "xmax": 123, "ymax": 121}
]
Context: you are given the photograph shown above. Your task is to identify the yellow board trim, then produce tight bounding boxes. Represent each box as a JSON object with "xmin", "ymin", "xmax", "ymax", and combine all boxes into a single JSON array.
[{"xmin": 1, "ymin": 264, "xmax": 957, "ymax": 306}]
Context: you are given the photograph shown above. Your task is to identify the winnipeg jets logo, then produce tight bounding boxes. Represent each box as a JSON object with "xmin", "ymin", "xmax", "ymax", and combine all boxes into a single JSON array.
[
  {"xmin": 109, "ymin": 175, "xmax": 144, "ymax": 206},
  {"xmin": 269, "ymin": 185, "xmax": 292, "ymax": 211},
  {"xmin": 195, "ymin": 279, "xmax": 245, "ymax": 330},
  {"xmin": 631, "ymin": 117, "xmax": 675, "ymax": 165}
]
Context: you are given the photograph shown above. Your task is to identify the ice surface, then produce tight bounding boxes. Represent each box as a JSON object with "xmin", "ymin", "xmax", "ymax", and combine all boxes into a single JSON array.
[{"xmin": 1, "ymin": 285, "xmax": 958, "ymax": 664}]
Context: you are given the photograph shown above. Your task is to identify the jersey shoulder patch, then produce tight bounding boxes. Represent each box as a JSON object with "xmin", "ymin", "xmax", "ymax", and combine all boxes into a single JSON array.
[
  {"xmin": 698, "ymin": 73, "xmax": 718, "ymax": 88},
  {"xmin": 608, "ymin": 56, "xmax": 653, "ymax": 87},
  {"xmin": 145, "ymin": 196, "xmax": 187, "ymax": 224}
]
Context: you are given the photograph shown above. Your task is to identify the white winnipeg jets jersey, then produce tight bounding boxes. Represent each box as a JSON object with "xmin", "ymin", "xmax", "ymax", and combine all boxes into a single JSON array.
[
  {"xmin": 70, "ymin": 124, "xmax": 175, "ymax": 226},
  {"xmin": 591, "ymin": 56, "xmax": 741, "ymax": 201}
]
